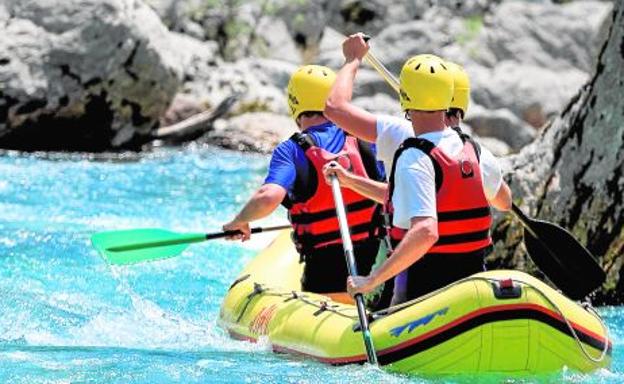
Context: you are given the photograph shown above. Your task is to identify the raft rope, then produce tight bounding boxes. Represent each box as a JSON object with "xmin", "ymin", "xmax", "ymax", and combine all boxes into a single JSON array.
[
  {"xmin": 234, "ymin": 277, "xmax": 610, "ymax": 364},
  {"xmin": 369, "ymin": 276, "xmax": 610, "ymax": 364},
  {"xmin": 480, "ymin": 277, "xmax": 610, "ymax": 364},
  {"xmin": 542, "ymin": 295, "xmax": 610, "ymax": 364},
  {"xmin": 234, "ymin": 283, "xmax": 357, "ymax": 323}
]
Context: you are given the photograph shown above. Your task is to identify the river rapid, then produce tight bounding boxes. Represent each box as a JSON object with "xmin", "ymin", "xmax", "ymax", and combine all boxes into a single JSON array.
[{"xmin": 0, "ymin": 145, "xmax": 622, "ymax": 383}]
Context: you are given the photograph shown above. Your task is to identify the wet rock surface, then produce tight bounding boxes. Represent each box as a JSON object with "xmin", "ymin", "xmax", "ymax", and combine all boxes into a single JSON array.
[
  {"xmin": 491, "ymin": 1, "xmax": 624, "ymax": 303},
  {"xmin": 0, "ymin": 0, "xmax": 183, "ymax": 151},
  {"xmin": 0, "ymin": 0, "xmax": 615, "ymax": 158}
]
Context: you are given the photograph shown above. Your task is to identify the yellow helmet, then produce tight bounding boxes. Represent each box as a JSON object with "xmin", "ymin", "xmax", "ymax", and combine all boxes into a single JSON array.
[
  {"xmin": 399, "ymin": 54, "xmax": 454, "ymax": 111},
  {"xmin": 287, "ymin": 65, "xmax": 336, "ymax": 119},
  {"xmin": 446, "ymin": 61, "xmax": 470, "ymax": 115}
]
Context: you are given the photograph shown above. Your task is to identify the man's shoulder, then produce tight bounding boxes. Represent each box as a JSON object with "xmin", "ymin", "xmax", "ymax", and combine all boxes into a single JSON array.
[
  {"xmin": 377, "ymin": 114, "xmax": 412, "ymax": 132},
  {"xmin": 395, "ymin": 146, "xmax": 434, "ymax": 173},
  {"xmin": 271, "ymin": 136, "xmax": 300, "ymax": 159}
]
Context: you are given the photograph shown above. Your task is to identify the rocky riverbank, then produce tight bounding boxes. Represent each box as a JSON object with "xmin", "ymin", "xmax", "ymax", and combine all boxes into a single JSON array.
[{"xmin": 0, "ymin": 0, "xmax": 613, "ymax": 154}]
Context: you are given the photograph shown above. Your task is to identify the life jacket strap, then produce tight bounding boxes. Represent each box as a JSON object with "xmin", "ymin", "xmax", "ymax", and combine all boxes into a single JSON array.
[{"xmin": 289, "ymin": 199, "xmax": 376, "ymax": 224}]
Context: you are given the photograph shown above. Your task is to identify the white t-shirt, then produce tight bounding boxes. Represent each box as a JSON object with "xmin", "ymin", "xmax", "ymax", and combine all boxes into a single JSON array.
[{"xmin": 376, "ymin": 115, "xmax": 503, "ymax": 229}]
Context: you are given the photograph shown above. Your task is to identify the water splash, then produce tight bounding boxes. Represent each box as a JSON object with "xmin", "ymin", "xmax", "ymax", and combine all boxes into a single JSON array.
[{"xmin": 0, "ymin": 146, "xmax": 622, "ymax": 383}]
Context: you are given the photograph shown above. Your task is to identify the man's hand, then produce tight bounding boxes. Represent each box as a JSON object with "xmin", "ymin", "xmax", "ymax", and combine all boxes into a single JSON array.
[
  {"xmin": 342, "ymin": 33, "xmax": 369, "ymax": 62},
  {"xmin": 322, "ymin": 161, "xmax": 352, "ymax": 187},
  {"xmin": 222, "ymin": 220, "xmax": 251, "ymax": 242},
  {"xmin": 347, "ymin": 275, "xmax": 377, "ymax": 296}
]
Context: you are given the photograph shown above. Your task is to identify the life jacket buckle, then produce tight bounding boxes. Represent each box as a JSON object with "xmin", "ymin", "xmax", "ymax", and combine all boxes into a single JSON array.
[{"xmin": 334, "ymin": 153, "xmax": 353, "ymax": 172}]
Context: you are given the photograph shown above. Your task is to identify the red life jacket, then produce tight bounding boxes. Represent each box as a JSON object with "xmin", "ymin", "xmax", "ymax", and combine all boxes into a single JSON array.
[
  {"xmin": 285, "ymin": 133, "xmax": 381, "ymax": 251},
  {"xmin": 385, "ymin": 128, "xmax": 492, "ymax": 254}
]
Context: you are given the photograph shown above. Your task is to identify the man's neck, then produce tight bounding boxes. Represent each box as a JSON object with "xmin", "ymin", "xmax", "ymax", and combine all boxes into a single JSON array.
[
  {"xmin": 411, "ymin": 113, "xmax": 446, "ymax": 136},
  {"xmin": 299, "ymin": 115, "xmax": 330, "ymax": 131}
]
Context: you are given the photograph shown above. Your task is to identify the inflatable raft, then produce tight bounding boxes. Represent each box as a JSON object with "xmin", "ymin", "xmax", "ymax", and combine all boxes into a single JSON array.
[{"xmin": 219, "ymin": 231, "xmax": 611, "ymax": 375}]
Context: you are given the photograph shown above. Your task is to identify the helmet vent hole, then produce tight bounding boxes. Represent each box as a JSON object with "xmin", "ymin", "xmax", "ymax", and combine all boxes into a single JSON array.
[
  {"xmin": 430, "ymin": 66, "xmax": 435, "ymax": 74},
  {"xmin": 440, "ymin": 63, "xmax": 447, "ymax": 70},
  {"xmin": 308, "ymin": 69, "xmax": 313, "ymax": 74},
  {"xmin": 415, "ymin": 63, "xmax": 421, "ymax": 70}
]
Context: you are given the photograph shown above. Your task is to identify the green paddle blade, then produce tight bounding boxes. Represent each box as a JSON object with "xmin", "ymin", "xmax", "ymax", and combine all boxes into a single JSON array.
[{"xmin": 91, "ymin": 228, "xmax": 206, "ymax": 265}]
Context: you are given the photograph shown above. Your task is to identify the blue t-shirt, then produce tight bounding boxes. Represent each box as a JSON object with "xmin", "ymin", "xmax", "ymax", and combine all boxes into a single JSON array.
[{"xmin": 264, "ymin": 122, "xmax": 385, "ymax": 200}]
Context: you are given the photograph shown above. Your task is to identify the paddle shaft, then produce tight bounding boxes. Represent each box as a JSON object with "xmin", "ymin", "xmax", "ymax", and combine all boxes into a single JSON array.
[
  {"xmin": 107, "ymin": 224, "xmax": 291, "ymax": 252},
  {"xmin": 329, "ymin": 175, "xmax": 378, "ymax": 365},
  {"xmin": 365, "ymin": 53, "xmax": 400, "ymax": 94},
  {"xmin": 511, "ymin": 203, "xmax": 540, "ymax": 238}
]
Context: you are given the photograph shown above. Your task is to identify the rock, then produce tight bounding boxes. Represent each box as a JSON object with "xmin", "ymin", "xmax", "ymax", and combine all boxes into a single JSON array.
[
  {"xmin": 180, "ymin": 57, "xmax": 293, "ymax": 118},
  {"xmin": 325, "ymin": 0, "xmax": 500, "ymax": 37},
  {"xmin": 327, "ymin": 0, "xmax": 419, "ymax": 36},
  {"xmin": 464, "ymin": 105, "xmax": 536, "ymax": 150},
  {"xmin": 277, "ymin": 0, "xmax": 335, "ymax": 63},
  {"xmin": 352, "ymin": 93, "xmax": 401, "ymax": 116},
  {"xmin": 371, "ymin": 18, "xmax": 454, "ymax": 75},
  {"xmin": 492, "ymin": 1, "xmax": 624, "ymax": 304},
  {"xmin": 317, "ymin": 27, "xmax": 347, "ymax": 69},
  {"xmin": 167, "ymin": 28, "xmax": 297, "ymax": 119},
  {"xmin": 206, "ymin": 112, "xmax": 297, "ymax": 153},
  {"xmin": 242, "ymin": 58, "xmax": 299, "ymax": 90},
  {"xmin": 368, "ymin": 1, "xmax": 610, "ymax": 132},
  {"xmin": 353, "ymin": 68, "xmax": 400, "ymax": 97},
  {"xmin": 168, "ymin": 31, "xmax": 220, "ymax": 83},
  {"xmin": 468, "ymin": 61, "xmax": 588, "ymax": 128},
  {"xmin": 471, "ymin": 1, "xmax": 613, "ymax": 72},
  {"xmin": 474, "ymin": 136, "xmax": 511, "ymax": 157},
  {"xmin": 160, "ymin": 94, "xmax": 207, "ymax": 127},
  {"xmin": 144, "ymin": 0, "xmax": 206, "ymax": 38},
  {"xmin": 256, "ymin": 17, "xmax": 302, "ymax": 64},
  {"xmin": 0, "ymin": 0, "xmax": 182, "ymax": 151}
]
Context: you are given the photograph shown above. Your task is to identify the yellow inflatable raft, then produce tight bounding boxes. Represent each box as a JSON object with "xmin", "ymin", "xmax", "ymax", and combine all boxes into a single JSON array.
[{"xmin": 219, "ymin": 231, "xmax": 611, "ymax": 375}]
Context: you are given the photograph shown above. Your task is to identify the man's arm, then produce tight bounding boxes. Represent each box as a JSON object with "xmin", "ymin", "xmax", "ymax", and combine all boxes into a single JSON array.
[
  {"xmin": 489, "ymin": 181, "xmax": 512, "ymax": 212},
  {"xmin": 347, "ymin": 217, "xmax": 439, "ymax": 295},
  {"xmin": 322, "ymin": 161, "xmax": 387, "ymax": 203},
  {"xmin": 222, "ymin": 183, "xmax": 287, "ymax": 241},
  {"xmin": 324, "ymin": 34, "xmax": 378, "ymax": 143},
  {"xmin": 478, "ymin": 147, "xmax": 513, "ymax": 212}
]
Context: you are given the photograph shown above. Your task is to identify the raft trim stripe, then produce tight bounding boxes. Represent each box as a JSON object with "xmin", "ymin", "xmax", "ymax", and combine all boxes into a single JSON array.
[
  {"xmin": 375, "ymin": 303, "xmax": 611, "ymax": 365},
  {"xmin": 227, "ymin": 303, "xmax": 611, "ymax": 366}
]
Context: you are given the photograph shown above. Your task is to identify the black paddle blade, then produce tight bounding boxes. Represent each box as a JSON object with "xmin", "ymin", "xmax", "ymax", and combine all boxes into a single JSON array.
[{"xmin": 523, "ymin": 219, "xmax": 606, "ymax": 300}]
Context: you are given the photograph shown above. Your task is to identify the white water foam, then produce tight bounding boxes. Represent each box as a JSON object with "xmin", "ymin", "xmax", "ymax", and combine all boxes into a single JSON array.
[{"xmin": 9, "ymin": 273, "xmax": 264, "ymax": 354}]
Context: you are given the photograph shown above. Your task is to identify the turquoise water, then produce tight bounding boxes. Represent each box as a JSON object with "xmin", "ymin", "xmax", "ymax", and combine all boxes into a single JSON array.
[{"xmin": 0, "ymin": 145, "xmax": 622, "ymax": 383}]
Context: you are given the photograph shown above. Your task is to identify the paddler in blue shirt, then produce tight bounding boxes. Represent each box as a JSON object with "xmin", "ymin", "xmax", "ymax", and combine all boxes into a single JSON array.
[{"xmin": 223, "ymin": 65, "xmax": 386, "ymax": 303}]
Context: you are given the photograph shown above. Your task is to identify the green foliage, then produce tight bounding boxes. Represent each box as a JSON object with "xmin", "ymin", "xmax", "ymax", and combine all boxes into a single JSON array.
[
  {"xmin": 233, "ymin": 99, "xmax": 273, "ymax": 115},
  {"xmin": 187, "ymin": 0, "xmax": 307, "ymax": 60},
  {"xmin": 456, "ymin": 15, "xmax": 484, "ymax": 47}
]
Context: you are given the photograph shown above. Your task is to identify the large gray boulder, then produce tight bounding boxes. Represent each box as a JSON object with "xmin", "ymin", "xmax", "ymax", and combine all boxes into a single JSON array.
[
  {"xmin": 352, "ymin": 93, "xmax": 401, "ymax": 116},
  {"xmin": 468, "ymin": 61, "xmax": 588, "ymax": 128},
  {"xmin": 0, "ymin": 0, "xmax": 182, "ymax": 151},
  {"xmin": 492, "ymin": 1, "xmax": 624, "ymax": 303},
  {"xmin": 471, "ymin": 1, "xmax": 613, "ymax": 72},
  {"xmin": 367, "ymin": 1, "xmax": 611, "ymax": 132},
  {"xmin": 464, "ymin": 104, "xmax": 536, "ymax": 151},
  {"xmin": 179, "ymin": 57, "xmax": 295, "ymax": 118},
  {"xmin": 326, "ymin": 0, "xmax": 502, "ymax": 37},
  {"xmin": 206, "ymin": 112, "xmax": 297, "ymax": 153}
]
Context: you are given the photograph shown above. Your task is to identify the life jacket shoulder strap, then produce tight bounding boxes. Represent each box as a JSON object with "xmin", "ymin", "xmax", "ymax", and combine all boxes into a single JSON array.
[
  {"xmin": 281, "ymin": 133, "xmax": 318, "ymax": 208},
  {"xmin": 388, "ymin": 138, "xmax": 443, "ymax": 202},
  {"xmin": 451, "ymin": 126, "xmax": 481, "ymax": 163},
  {"xmin": 289, "ymin": 132, "xmax": 317, "ymax": 151},
  {"xmin": 356, "ymin": 138, "xmax": 384, "ymax": 182}
]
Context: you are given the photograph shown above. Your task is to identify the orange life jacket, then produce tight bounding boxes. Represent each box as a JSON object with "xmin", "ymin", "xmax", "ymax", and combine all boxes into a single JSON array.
[
  {"xmin": 284, "ymin": 133, "xmax": 382, "ymax": 252},
  {"xmin": 385, "ymin": 128, "xmax": 493, "ymax": 253}
]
